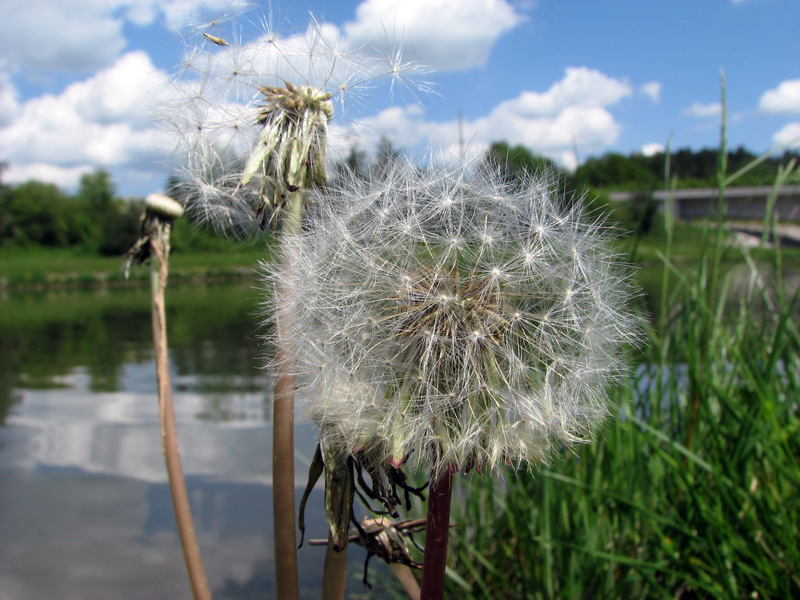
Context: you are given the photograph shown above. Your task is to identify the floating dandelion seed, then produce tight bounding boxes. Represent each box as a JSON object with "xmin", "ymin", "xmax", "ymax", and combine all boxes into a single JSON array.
[
  {"xmin": 161, "ymin": 10, "xmax": 429, "ymax": 239},
  {"xmin": 202, "ymin": 32, "xmax": 230, "ymax": 46},
  {"xmin": 264, "ymin": 160, "xmax": 641, "ymax": 480}
]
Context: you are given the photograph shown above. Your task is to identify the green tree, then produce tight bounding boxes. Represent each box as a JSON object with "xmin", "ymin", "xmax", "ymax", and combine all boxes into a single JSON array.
[
  {"xmin": 373, "ymin": 136, "xmax": 399, "ymax": 176},
  {"xmin": 576, "ymin": 152, "xmax": 657, "ymax": 189},
  {"xmin": 333, "ymin": 145, "xmax": 369, "ymax": 182},
  {"xmin": 77, "ymin": 168, "xmax": 116, "ymax": 211},
  {"xmin": 98, "ymin": 200, "xmax": 145, "ymax": 256},
  {"xmin": 484, "ymin": 142, "xmax": 563, "ymax": 178},
  {"xmin": 0, "ymin": 163, "xmax": 11, "ymax": 245},
  {"xmin": 0, "ymin": 181, "xmax": 73, "ymax": 247},
  {"xmin": 72, "ymin": 169, "xmax": 143, "ymax": 255},
  {"xmin": 165, "ymin": 175, "xmax": 190, "ymax": 205},
  {"xmin": 482, "ymin": 142, "xmax": 584, "ymax": 201}
]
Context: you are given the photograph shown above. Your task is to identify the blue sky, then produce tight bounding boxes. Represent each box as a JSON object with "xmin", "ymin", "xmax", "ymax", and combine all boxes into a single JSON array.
[{"xmin": 1, "ymin": 0, "xmax": 798, "ymax": 197}]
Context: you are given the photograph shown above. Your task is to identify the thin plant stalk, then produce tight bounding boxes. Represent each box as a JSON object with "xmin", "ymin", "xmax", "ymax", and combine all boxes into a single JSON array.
[
  {"xmin": 391, "ymin": 564, "xmax": 422, "ymax": 600},
  {"xmin": 321, "ymin": 534, "xmax": 349, "ymax": 600},
  {"xmin": 419, "ymin": 470, "xmax": 454, "ymax": 600},
  {"xmin": 273, "ymin": 189, "xmax": 304, "ymax": 600},
  {"xmin": 687, "ymin": 71, "xmax": 727, "ymax": 452},
  {"xmin": 149, "ymin": 218, "xmax": 213, "ymax": 600}
]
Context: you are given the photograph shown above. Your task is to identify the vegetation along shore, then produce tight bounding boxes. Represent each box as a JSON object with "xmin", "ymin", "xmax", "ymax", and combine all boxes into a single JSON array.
[{"xmin": 1, "ymin": 144, "xmax": 798, "ymax": 292}]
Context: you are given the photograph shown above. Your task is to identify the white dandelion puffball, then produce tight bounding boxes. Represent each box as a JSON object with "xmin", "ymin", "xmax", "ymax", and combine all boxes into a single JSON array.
[
  {"xmin": 161, "ymin": 10, "xmax": 427, "ymax": 238},
  {"xmin": 266, "ymin": 160, "xmax": 641, "ymax": 478}
]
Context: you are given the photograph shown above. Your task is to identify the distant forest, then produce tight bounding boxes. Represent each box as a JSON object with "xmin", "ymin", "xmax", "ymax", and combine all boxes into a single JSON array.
[
  {"xmin": 1, "ymin": 143, "xmax": 797, "ymax": 254},
  {"xmin": 482, "ymin": 141, "xmax": 800, "ymax": 190}
]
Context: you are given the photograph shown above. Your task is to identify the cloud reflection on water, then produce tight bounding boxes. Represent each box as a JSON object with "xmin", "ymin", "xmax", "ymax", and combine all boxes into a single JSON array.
[{"xmin": 0, "ymin": 286, "xmax": 394, "ymax": 599}]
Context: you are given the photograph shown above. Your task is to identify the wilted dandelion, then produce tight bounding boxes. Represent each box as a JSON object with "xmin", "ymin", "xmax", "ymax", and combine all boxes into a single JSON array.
[
  {"xmin": 161, "ymin": 9, "xmax": 427, "ymax": 238},
  {"xmin": 266, "ymin": 160, "xmax": 641, "ymax": 481}
]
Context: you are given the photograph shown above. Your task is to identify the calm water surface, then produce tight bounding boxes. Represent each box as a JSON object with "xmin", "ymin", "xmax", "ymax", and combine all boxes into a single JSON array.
[{"xmin": 0, "ymin": 283, "xmax": 395, "ymax": 600}]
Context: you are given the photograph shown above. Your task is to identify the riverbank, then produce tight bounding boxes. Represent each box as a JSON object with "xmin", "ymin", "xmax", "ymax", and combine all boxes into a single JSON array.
[
  {"xmin": 0, "ymin": 246, "xmax": 270, "ymax": 292},
  {"xmin": 2, "ymin": 223, "xmax": 798, "ymax": 294}
]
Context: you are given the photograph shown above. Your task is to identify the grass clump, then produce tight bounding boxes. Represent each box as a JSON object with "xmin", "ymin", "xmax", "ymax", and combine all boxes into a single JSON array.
[{"xmin": 446, "ymin": 106, "xmax": 800, "ymax": 599}]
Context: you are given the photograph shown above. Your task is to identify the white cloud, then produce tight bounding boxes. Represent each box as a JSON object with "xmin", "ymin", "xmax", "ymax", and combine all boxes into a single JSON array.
[
  {"xmin": 460, "ymin": 67, "xmax": 631, "ymax": 156},
  {"xmin": 343, "ymin": 0, "xmax": 525, "ymax": 70},
  {"xmin": 640, "ymin": 143, "xmax": 664, "ymax": 157},
  {"xmin": 683, "ymin": 102, "xmax": 723, "ymax": 118},
  {"xmin": 0, "ymin": 0, "xmax": 234, "ymax": 71},
  {"xmin": 344, "ymin": 104, "xmax": 433, "ymax": 150},
  {"xmin": 0, "ymin": 0, "xmax": 126, "ymax": 71},
  {"xmin": 4, "ymin": 163, "xmax": 95, "ymax": 188},
  {"xmin": 772, "ymin": 122, "xmax": 800, "ymax": 148},
  {"xmin": 640, "ymin": 81, "xmax": 661, "ymax": 103},
  {"xmin": 499, "ymin": 67, "xmax": 631, "ymax": 116},
  {"xmin": 66, "ymin": 51, "xmax": 167, "ymax": 126},
  {"xmin": 1, "ymin": 51, "xmax": 170, "ymax": 189},
  {"xmin": 0, "ymin": 68, "xmax": 21, "ymax": 127},
  {"xmin": 339, "ymin": 67, "xmax": 632, "ymax": 169},
  {"xmin": 150, "ymin": 0, "xmax": 249, "ymax": 30},
  {"xmin": 759, "ymin": 79, "xmax": 800, "ymax": 114},
  {"xmin": 479, "ymin": 103, "xmax": 622, "ymax": 150}
]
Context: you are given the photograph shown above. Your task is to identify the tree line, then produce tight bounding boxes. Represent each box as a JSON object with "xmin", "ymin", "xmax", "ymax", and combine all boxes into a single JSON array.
[
  {"xmin": 0, "ymin": 166, "xmax": 237, "ymax": 255},
  {"xmin": 1, "ymin": 144, "xmax": 797, "ymax": 254},
  {"xmin": 484, "ymin": 141, "xmax": 799, "ymax": 190}
]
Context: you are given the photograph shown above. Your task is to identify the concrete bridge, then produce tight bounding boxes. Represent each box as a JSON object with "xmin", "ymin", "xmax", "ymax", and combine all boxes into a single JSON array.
[{"xmin": 607, "ymin": 185, "xmax": 800, "ymax": 222}]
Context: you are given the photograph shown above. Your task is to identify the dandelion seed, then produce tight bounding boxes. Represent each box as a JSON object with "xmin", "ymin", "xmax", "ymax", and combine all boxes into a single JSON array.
[{"xmin": 203, "ymin": 32, "xmax": 230, "ymax": 46}]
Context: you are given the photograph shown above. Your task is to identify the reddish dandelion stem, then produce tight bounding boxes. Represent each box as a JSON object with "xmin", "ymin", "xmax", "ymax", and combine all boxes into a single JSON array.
[{"xmin": 419, "ymin": 468, "xmax": 454, "ymax": 600}]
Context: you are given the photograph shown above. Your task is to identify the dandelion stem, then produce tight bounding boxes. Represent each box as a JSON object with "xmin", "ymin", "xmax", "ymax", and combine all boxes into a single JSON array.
[
  {"xmin": 272, "ymin": 190, "xmax": 304, "ymax": 600},
  {"xmin": 419, "ymin": 468, "xmax": 454, "ymax": 600},
  {"xmin": 150, "ymin": 225, "xmax": 213, "ymax": 600},
  {"xmin": 321, "ymin": 534, "xmax": 349, "ymax": 600}
]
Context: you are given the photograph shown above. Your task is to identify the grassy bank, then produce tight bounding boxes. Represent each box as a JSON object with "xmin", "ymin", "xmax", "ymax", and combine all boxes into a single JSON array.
[
  {"xmin": 0, "ymin": 245, "xmax": 270, "ymax": 290},
  {"xmin": 448, "ymin": 248, "xmax": 800, "ymax": 598}
]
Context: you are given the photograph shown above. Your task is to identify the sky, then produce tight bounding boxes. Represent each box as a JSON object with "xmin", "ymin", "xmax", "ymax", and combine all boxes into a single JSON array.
[{"xmin": 1, "ymin": 0, "xmax": 799, "ymax": 197}]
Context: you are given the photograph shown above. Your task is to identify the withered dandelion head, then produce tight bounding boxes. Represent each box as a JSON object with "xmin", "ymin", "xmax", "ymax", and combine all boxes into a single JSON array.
[{"xmin": 161, "ymin": 9, "xmax": 428, "ymax": 238}]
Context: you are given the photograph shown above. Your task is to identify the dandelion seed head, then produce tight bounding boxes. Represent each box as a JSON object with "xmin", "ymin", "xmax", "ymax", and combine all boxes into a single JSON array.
[
  {"xmin": 264, "ymin": 159, "xmax": 641, "ymax": 478},
  {"xmin": 160, "ymin": 6, "xmax": 429, "ymax": 239}
]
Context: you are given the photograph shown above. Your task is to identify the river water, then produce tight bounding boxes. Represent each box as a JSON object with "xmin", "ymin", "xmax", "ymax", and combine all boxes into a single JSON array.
[
  {"xmin": 4, "ymin": 255, "xmax": 793, "ymax": 599},
  {"xmin": 0, "ymin": 283, "xmax": 395, "ymax": 600}
]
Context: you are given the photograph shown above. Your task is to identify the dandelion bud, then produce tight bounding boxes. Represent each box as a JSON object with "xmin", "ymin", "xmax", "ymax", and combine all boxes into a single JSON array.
[
  {"xmin": 265, "ymin": 160, "xmax": 641, "ymax": 479},
  {"xmin": 145, "ymin": 193, "xmax": 184, "ymax": 221}
]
